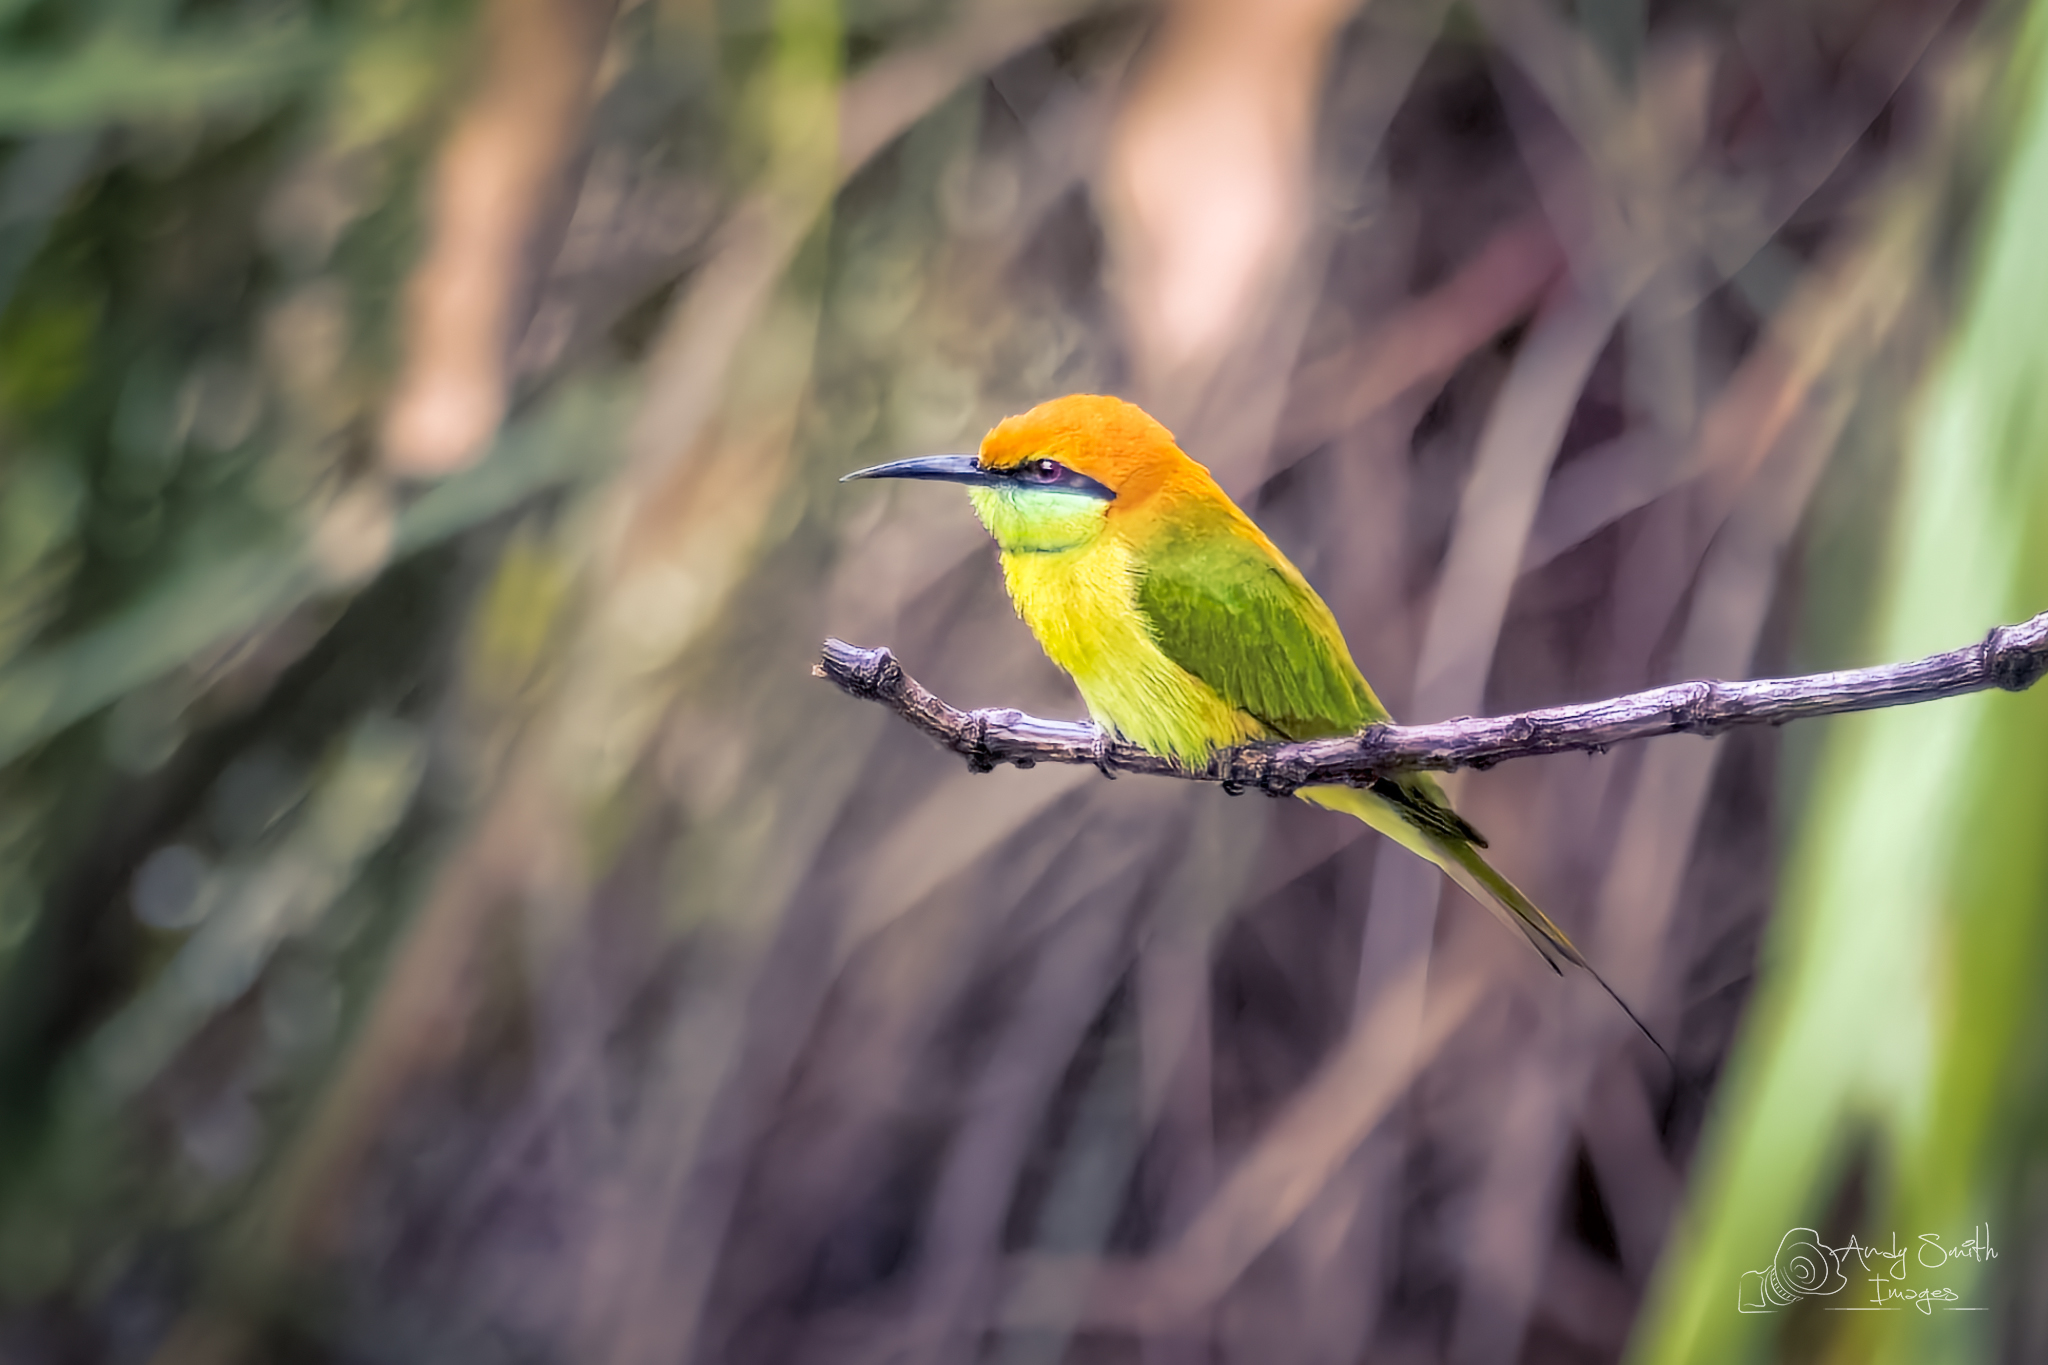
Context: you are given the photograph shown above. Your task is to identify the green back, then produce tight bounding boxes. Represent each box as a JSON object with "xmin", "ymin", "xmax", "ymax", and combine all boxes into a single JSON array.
[
  {"xmin": 1134, "ymin": 507, "xmax": 1388, "ymax": 741},
  {"xmin": 1135, "ymin": 506, "xmax": 1488, "ymax": 848}
]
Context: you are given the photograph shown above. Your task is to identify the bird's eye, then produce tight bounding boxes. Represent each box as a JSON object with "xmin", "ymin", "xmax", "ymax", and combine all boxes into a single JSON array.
[{"xmin": 1031, "ymin": 459, "xmax": 1064, "ymax": 482}]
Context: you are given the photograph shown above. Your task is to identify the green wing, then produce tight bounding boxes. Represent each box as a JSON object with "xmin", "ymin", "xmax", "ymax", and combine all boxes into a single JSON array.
[
  {"xmin": 1134, "ymin": 511, "xmax": 1386, "ymax": 741},
  {"xmin": 1136, "ymin": 511, "xmax": 1488, "ymax": 847}
]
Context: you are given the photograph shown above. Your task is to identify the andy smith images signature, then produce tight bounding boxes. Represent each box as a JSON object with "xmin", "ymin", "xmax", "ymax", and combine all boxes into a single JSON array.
[{"xmin": 1739, "ymin": 1225, "xmax": 1997, "ymax": 1315}]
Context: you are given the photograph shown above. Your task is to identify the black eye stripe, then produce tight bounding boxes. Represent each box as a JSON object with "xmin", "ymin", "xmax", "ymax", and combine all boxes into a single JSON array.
[{"xmin": 985, "ymin": 459, "xmax": 1115, "ymax": 500}]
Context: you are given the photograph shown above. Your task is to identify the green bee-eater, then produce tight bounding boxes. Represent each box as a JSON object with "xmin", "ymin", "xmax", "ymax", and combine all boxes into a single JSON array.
[{"xmin": 847, "ymin": 393, "xmax": 1653, "ymax": 1040}]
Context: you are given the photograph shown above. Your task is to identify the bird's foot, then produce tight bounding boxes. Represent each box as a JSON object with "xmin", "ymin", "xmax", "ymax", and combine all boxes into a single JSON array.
[{"xmin": 965, "ymin": 711, "xmax": 998, "ymax": 774}]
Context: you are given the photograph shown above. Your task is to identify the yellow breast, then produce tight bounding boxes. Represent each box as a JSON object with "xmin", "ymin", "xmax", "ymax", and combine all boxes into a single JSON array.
[{"xmin": 997, "ymin": 535, "xmax": 1268, "ymax": 763}]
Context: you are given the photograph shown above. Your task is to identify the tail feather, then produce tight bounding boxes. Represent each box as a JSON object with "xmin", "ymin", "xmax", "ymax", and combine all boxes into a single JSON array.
[
  {"xmin": 1432, "ymin": 835, "xmax": 1582, "ymax": 975},
  {"xmin": 1300, "ymin": 784, "xmax": 1670, "ymax": 1067}
]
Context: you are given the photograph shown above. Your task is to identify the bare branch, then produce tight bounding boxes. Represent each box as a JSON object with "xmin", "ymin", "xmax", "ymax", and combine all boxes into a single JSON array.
[{"xmin": 814, "ymin": 610, "xmax": 2048, "ymax": 795}]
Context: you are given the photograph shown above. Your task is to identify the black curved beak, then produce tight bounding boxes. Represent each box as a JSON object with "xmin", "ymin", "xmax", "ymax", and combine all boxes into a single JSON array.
[
  {"xmin": 840, "ymin": 454, "xmax": 998, "ymax": 487},
  {"xmin": 842, "ymin": 454, "xmax": 1116, "ymax": 500}
]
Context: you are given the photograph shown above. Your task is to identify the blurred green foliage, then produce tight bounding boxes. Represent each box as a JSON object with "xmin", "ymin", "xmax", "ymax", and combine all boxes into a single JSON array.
[
  {"xmin": 0, "ymin": 0, "xmax": 990, "ymax": 1341},
  {"xmin": 0, "ymin": 0, "xmax": 618, "ymax": 1316},
  {"xmin": 1636, "ymin": 4, "xmax": 2048, "ymax": 1359}
]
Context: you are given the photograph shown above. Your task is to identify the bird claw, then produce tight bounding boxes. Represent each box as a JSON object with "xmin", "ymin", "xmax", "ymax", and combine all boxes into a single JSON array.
[
  {"xmin": 1092, "ymin": 731, "xmax": 1117, "ymax": 779},
  {"xmin": 965, "ymin": 712, "xmax": 998, "ymax": 774}
]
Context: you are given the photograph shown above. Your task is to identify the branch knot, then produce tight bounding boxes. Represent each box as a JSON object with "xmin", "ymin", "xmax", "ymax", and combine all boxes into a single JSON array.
[
  {"xmin": 1986, "ymin": 622, "xmax": 2048, "ymax": 693},
  {"xmin": 815, "ymin": 640, "xmax": 903, "ymax": 701}
]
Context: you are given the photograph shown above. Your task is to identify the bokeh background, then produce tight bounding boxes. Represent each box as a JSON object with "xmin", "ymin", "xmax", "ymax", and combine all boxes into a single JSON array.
[{"xmin": 2, "ymin": 0, "xmax": 2047, "ymax": 1361}]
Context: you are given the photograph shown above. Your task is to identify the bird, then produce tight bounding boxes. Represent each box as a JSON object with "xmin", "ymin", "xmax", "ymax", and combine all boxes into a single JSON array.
[{"xmin": 844, "ymin": 392, "xmax": 1660, "ymax": 1051}]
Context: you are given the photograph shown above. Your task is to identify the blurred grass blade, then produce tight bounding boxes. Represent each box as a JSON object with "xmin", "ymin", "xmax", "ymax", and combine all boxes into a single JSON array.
[
  {"xmin": 0, "ymin": 380, "xmax": 629, "ymax": 769},
  {"xmin": 1632, "ymin": 5, "xmax": 2048, "ymax": 1359},
  {"xmin": 0, "ymin": 26, "xmax": 327, "ymax": 130}
]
